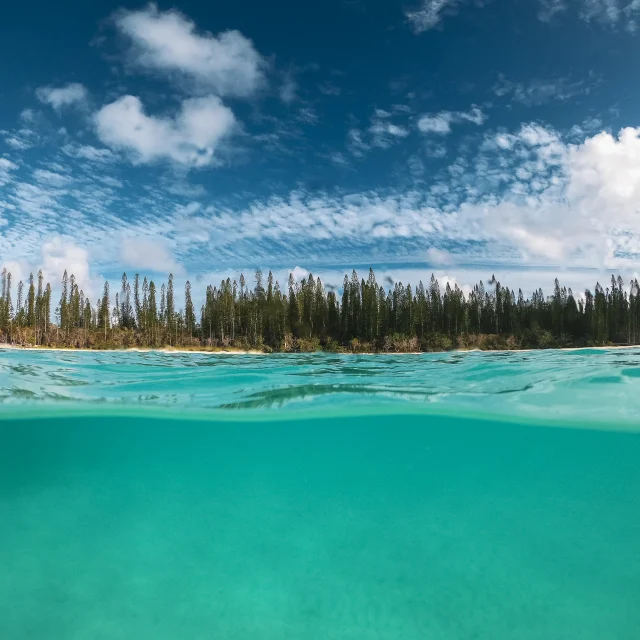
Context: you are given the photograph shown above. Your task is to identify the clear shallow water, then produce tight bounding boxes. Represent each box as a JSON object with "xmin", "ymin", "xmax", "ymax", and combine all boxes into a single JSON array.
[
  {"xmin": 4, "ymin": 347, "xmax": 640, "ymax": 426},
  {"xmin": 1, "ymin": 349, "xmax": 640, "ymax": 638}
]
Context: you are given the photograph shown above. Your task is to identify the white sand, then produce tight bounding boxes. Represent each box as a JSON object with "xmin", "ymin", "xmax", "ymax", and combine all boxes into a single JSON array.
[
  {"xmin": 0, "ymin": 344, "xmax": 265, "ymax": 355},
  {"xmin": 2, "ymin": 343, "xmax": 640, "ymax": 356}
]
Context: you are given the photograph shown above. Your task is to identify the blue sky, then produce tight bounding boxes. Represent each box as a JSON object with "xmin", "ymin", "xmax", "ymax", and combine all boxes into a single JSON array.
[{"xmin": 2, "ymin": 0, "xmax": 640, "ymax": 301}]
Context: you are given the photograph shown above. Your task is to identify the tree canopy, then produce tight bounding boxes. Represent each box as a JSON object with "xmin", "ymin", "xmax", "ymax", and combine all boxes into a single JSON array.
[{"xmin": 1, "ymin": 267, "xmax": 638, "ymax": 352}]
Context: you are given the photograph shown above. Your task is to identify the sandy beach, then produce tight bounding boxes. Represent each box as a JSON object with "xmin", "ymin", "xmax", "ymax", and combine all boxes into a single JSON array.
[
  {"xmin": 0, "ymin": 344, "xmax": 265, "ymax": 355},
  {"xmin": 2, "ymin": 343, "xmax": 640, "ymax": 356}
]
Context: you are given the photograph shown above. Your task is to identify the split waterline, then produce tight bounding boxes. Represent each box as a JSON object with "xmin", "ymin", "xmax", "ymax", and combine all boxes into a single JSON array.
[{"xmin": 1, "ymin": 349, "xmax": 639, "ymax": 638}]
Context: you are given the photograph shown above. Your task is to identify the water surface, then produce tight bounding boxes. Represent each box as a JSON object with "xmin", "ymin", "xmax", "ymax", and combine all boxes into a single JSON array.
[{"xmin": 1, "ymin": 349, "xmax": 639, "ymax": 638}]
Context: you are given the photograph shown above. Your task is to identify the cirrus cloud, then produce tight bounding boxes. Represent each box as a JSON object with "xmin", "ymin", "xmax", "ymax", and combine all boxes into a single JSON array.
[
  {"xmin": 418, "ymin": 107, "xmax": 486, "ymax": 135},
  {"xmin": 0, "ymin": 158, "xmax": 18, "ymax": 186},
  {"xmin": 406, "ymin": 0, "xmax": 462, "ymax": 33}
]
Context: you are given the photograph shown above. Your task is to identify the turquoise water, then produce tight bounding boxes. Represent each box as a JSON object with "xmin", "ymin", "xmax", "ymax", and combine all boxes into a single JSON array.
[{"xmin": 1, "ymin": 349, "xmax": 640, "ymax": 638}]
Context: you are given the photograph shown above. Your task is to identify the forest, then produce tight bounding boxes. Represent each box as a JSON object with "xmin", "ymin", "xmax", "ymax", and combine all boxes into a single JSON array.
[{"xmin": 0, "ymin": 266, "xmax": 639, "ymax": 352}]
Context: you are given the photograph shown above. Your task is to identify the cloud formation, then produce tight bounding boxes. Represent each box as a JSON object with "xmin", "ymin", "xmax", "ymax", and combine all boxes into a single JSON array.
[
  {"xmin": 406, "ymin": 0, "xmax": 640, "ymax": 32},
  {"xmin": 406, "ymin": 0, "xmax": 462, "ymax": 33},
  {"xmin": 36, "ymin": 83, "xmax": 88, "ymax": 111},
  {"xmin": 120, "ymin": 236, "xmax": 184, "ymax": 275},
  {"xmin": 114, "ymin": 4, "xmax": 265, "ymax": 96},
  {"xmin": 40, "ymin": 237, "xmax": 94, "ymax": 296},
  {"xmin": 369, "ymin": 110, "xmax": 410, "ymax": 147},
  {"xmin": 94, "ymin": 95, "xmax": 236, "ymax": 166},
  {"xmin": 0, "ymin": 158, "xmax": 18, "ymax": 186},
  {"xmin": 538, "ymin": 0, "xmax": 640, "ymax": 28},
  {"xmin": 4, "ymin": 119, "xmax": 640, "ymax": 297},
  {"xmin": 417, "ymin": 107, "xmax": 485, "ymax": 135},
  {"xmin": 493, "ymin": 75, "xmax": 593, "ymax": 106},
  {"xmin": 5, "ymin": 2, "xmax": 640, "ymax": 296}
]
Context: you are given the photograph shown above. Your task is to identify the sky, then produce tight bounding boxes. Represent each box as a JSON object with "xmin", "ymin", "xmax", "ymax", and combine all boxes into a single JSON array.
[{"xmin": 2, "ymin": 0, "xmax": 640, "ymax": 303}]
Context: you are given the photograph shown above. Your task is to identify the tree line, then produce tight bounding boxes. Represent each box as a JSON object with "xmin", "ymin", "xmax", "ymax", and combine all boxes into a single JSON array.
[{"xmin": 1, "ymin": 267, "xmax": 640, "ymax": 352}]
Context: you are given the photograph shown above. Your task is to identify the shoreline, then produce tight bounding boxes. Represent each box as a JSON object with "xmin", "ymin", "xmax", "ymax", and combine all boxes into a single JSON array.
[
  {"xmin": 2, "ymin": 343, "xmax": 640, "ymax": 356},
  {"xmin": 0, "ymin": 344, "xmax": 265, "ymax": 355}
]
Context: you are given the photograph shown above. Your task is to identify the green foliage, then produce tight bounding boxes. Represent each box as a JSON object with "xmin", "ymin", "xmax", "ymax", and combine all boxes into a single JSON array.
[{"xmin": 1, "ymin": 268, "xmax": 640, "ymax": 353}]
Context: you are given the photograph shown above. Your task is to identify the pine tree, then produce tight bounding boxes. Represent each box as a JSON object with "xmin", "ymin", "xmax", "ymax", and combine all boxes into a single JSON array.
[
  {"xmin": 184, "ymin": 280, "xmax": 195, "ymax": 336},
  {"xmin": 99, "ymin": 281, "xmax": 110, "ymax": 341},
  {"xmin": 27, "ymin": 273, "xmax": 36, "ymax": 329},
  {"xmin": 287, "ymin": 273, "xmax": 299, "ymax": 338},
  {"xmin": 148, "ymin": 281, "xmax": 158, "ymax": 345},
  {"xmin": 16, "ymin": 281, "xmax": 24, "ymax": 330},
  {"xmin": 133, "ymin": 274, "xmax": 142, "ymax": 329},
  {"xmin": 59, "ymin": 270, "xmax": 69, "ymax": 336},
  {"xmin": 166, "ymin": 274, "xmax": 175, "ymax": 344}
]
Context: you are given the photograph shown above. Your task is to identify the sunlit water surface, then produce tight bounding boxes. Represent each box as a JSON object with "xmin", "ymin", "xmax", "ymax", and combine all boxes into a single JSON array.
[{"xmin": 1, "ymin": 348, "xmax": 639, "ymax": 638}]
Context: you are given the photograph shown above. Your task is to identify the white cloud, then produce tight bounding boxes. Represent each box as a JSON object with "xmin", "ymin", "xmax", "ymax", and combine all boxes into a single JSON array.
[
  {"xmin": 567, "ymin": 127, "xmax": 640, "ymax": 220},
  {"xmin": 369, "ymin": 120, "xmax": 410, "ymax": 148},
  {"xmin": 425, "ymin": 142, "xmax": 448, "ymax": 158},
  {"xmin": 458, "ymin": 107, "xmax": 486, "ymax": 125},
  {"xmin": 165, "ymin": 123, "xmax": 640, "ymax": 269},
  {"xmin": 291, "ymin": 266, "xmax": 309, "ymax": 282},
  {"xmin": 417, "ymin": 114, "xmax": 452, "ymax": 134},
  {"xmin": 438, "ymin": 274, "xmax": 473, "ymax": 298},
  {"xmin": 329, "ymin": 152, "xmax": 350, "ymax": 167},
  {"xmin": 114, "ymin": 4, "xmax": 265, "ymax": 97},
  {"xmin": 408, "ymin": 0, "xmax": 640, "ymax": 34},
  {"xmin": 426, "ymin": 247, "xmax": 453, "ymax": 265},
  {"xmin": 62, "ymin": 143, "xmax": 115, "ymax": 163},
  {"xmin": 347, "ymin": 128, "xmax": 370, "ymax": 157},
  {"xmin": 417, "ymin": 107, "xmax": 485, "ymax": 135},
  {"xmin": 0, "ymin": 260, "xmax": 27, "ymax": 288},
  {"xmin": 495, "ymin": 134, "xmax": 514, "ymax": 150},
  {"xmin": 538, "ymin": 0, "xmax": 640, "ymax": 28},
  {"xmin": 11, "ymin": 182, "xmax": 64, "ymax": 218},
  {"xmin": 538, "ymin": 0, "xmax": 567, "ymax": 21},
  {"xmin": 408, "ymin": 154, "xmax": 426, "ymax": 178},
  {"xmin": 568, "ymin": 117, "xmax": 603, "ymax": 141},
  {"xmin": 297, "ymin": 107, "xmax": 318, "ymax": 125},
  {"xmin": 33, "ymin": 169, "xmax": 72, "ymax": 188},
  {"xmin": 20, "ymin": 109, "xmax": 37, "ymax": 124},
  {"xmin": 94, "ymin": 94, "xmax": 236, "ymax": 167},
  {"xmin": 466, "ymin": 124, "xmax": 640, "ymax": 266},
  {"xmin": 493, "ymin": 74, "xmax": 591, "ymax": 106},
  {"xmin": 349, "ymin": 109, "xmax": 411, "ymax": 154},
  {"xmin": 406, "ymin": 0, "xmax": 461, "ymax": 33},
  {"xmin": 98, "ymin": 176, "xmax": 124, "ymax": 189},
  {"xmin": 318, "ymin": 82, "xmax": 341, "ymax": 96},
  {"xmin": 518, "ymin": 123, "xmax": 561, "ymax": 147},
  {"xmin": 370, "ymin": 122, "xmax": 409, "ymax": 139},
  {"xmin": 120, "ymin": 236, "xmax": 184, "ymax": 275},
  {"xmin": 279, "ymin": 73, "xmax": 297, "ymax": 104},
  {"xmin": 5, "ymin": 137, "xmax": 30, "ymax": 150},
  {"xmin": 579, "ymin": 0, "xmax": 623, "ymax": 24},
  {"xmin": 41, "ymin": 237, "xmax": 95, "ymax": 297},
  {"xmin": 0, "ymin": 158, "xmax": 18, "ymax": 186},
  {"xmin": 5, "ymin": 136, "xmax": 26, "ymax": 151},
  {"xmin": 36, "ymin": 83, "xmax": 88, "ymax": 111},
  {"xmin": 2, "ymin": 128, "xmax": 37, "ymax": 150},
  {"xmin": 6, "ymin": 104, "xmax": 640, "ymax": 296}
]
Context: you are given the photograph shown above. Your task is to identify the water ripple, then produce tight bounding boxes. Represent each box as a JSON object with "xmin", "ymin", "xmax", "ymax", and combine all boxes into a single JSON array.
[{"xmin": 2, "ymin": 348, "xmax": 640, "ymax": 426}]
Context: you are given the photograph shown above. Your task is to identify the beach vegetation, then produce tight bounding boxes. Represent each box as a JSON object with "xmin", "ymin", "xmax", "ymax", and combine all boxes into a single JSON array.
[{"xmin": 1, "ymin": 267, "xmax": 638, "ymax": 352}]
